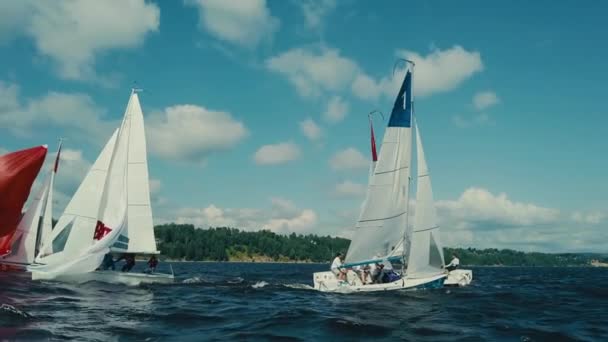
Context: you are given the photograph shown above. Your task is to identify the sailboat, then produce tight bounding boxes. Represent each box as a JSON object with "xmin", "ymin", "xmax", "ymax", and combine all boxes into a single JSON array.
[
  {"xmin": 29, "ymin": 90, "xmax": 174, "ymax": 285},
  {"xmin": 313, "ymin": 62, "xmax": 466, "ymax": 292},
  {"xmin": 0, "ymin": 143, "xmax": 62, "ymax": 270},
  {"xmin": 0, "ymin": 145, "xmax": 48, "ymax": 270}
]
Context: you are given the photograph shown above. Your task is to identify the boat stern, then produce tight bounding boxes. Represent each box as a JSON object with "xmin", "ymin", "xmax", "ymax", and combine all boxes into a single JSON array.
[{"xmin": 444, "ymin": 269, "xmax": 473, "ymax": 286}]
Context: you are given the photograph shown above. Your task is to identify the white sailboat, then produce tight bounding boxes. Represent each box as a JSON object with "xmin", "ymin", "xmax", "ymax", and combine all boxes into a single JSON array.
[
  {"xmin": 313, "ymin": 62, "xmax": 468, "ymax": 292},
  {"xmin": 29, "ymin": 90, "xmax": 173, "ymax": 285},
  {"xmin": 0, "ymin": 143, "xmax": 61, "ymax": 270}
]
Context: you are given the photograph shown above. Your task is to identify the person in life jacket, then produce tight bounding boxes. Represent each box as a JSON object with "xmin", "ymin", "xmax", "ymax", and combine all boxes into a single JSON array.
[
  {"xmin": 117, "ymin": 253, "xmax": 136, "ymax": 272},
  {"xmin": 445, "ymin": 254, "xmax": 460, "ymax": 272},
  {"xmin": 146, "ymin": 255, "xmax": 158, "ymax": 273}
]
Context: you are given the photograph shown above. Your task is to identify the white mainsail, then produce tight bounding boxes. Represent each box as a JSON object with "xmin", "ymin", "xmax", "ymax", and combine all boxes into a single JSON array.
[
  {"xmin": 124, "ymin": 93, "xmax": 157, "ymax": 254},
  {"xmin": 345, "ymin": 71, "xmax": 413, "ymax": 266},
  {"xmin": 406, "ymin": 121, "xmax": 445, "ymax": 277}
]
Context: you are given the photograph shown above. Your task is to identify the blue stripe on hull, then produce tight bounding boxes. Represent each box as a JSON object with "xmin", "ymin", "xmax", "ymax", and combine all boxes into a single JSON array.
[{"xmin": 412, "ymin": 276, "xmax": 445, "ymax": 290}]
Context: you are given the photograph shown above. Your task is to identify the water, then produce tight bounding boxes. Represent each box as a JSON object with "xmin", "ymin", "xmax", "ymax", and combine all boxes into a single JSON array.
[{"xmin": 1, "ymin": 264, "xmax": 607, "ymax": 341}]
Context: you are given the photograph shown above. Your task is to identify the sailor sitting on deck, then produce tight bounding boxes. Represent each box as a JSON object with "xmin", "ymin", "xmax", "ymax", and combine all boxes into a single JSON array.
[
  {"xmin": 117, "ymin": 253, "xmax": 136, "ymax": 272},
  {"xmin": 330, "ymin": 252, "xmax": 347, "ymax": 281},
  {"xmin": 445, "ymin": 254, "xmax": 460, "ymax": 272}
]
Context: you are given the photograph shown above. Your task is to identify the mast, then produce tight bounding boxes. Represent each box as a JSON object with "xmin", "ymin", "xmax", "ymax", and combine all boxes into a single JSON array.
[{"xmin": 399, "ymin": 59, "xmax": 415, "ymax": 272}]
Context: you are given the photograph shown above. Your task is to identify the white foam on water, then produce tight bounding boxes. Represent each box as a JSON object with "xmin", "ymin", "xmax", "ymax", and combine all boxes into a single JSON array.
[
  {"xmin": 251, "ymin": 281, "xmax": 269, "ymax": 289},
  {"xmin": 182, "ymin": 277, "xmax": 203, "ymax": 284},
  {"xmin": 283, "ymin": 283, "xmax": 315, "ymax": 290},
  {"xmin": 0, "ymin": 304, "xmax": 31, "ymax": 318}
]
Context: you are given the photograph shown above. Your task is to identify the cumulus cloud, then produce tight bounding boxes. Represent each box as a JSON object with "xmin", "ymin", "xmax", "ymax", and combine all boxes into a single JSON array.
[
  {"xmin": 267, "ymin": 45, "xmax": 482, "ymax": 101},
  {"xmin": 0, "ymin": 0, "xmax": 160, "ymax": 82},
  {"xmin": 174, "ymin": 198, "xmax": 317, "ymax": 234},
  {"xmin": 323, "ymin": 96, "xmax": 349, "ymax": 123},
  {"xmin": 265, "ymin": 46, "xmax": 359, "ymax": 97},
  {"xmin": 253, "ymin": 142, "xmax": 301, "ymax": 165},
  {"xmin": 352, "ymin": 45, "xmax": 483, "ymax": 100},
  {"xmin": 473, "ymin": 91, "xmax": 500, "ymax": 110},
  {"xmin": 329, "ymin": 148, "xmax": 368, "ymax": 171},
  {"xmin": 333, "ymin": 180, "xmax": 366, "ymax": 198},
  {"xmin": 436, "ymin": 187, "xmax": 560, "ymax": 229},
  {"xmin": 0, "ymin": 80, "xmax": 115, "ymax": 143},
  {"xmin": 146, "ymin": 104, "xmax": 248, "ymax": 163},
  {"xmin": 299, "ymin": 118, "xmax": 322, "ymax": 141},
  {"xmin": 186, "ymin": 0, "xmax": 279, "ymax": 48}
]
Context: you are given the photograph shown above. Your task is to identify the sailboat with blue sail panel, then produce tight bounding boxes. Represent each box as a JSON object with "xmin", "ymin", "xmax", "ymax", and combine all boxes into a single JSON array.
[{"xmin": 313, "ymin": 62, "xmax": 453, "ymax": 293}]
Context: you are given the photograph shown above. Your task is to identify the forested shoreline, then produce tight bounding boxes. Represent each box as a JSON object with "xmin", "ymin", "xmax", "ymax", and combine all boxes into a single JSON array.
[{"xmin": 155, "ymin": 224, "xmax": 607, "ymax": 266}]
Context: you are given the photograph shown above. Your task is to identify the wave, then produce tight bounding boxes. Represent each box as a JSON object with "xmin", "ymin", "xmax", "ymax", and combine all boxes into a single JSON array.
[{"xmin": 0, "ymin": 304, "xmax": 31, "ymax": 318}]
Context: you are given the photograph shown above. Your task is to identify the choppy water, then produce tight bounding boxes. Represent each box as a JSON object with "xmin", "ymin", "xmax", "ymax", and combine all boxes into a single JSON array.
[{"xmin": 1, "ymin": 263, "xmax": 607, "ymax": 341}]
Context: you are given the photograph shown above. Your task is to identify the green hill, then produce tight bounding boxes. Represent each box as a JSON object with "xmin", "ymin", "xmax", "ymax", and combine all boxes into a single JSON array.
[{"xmin": 154, "ymin": 224, "xmax": 606, "ymax": 266}]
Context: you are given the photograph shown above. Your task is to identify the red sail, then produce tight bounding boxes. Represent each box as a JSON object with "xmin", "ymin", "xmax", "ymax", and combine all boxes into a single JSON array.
[
  {"xmin": 370, "ymin": 118, "xmax": 378, "ymax": 162},
  {"xmin": 0, "ymin": 145, "xmax": 47, "ymax": 247}
]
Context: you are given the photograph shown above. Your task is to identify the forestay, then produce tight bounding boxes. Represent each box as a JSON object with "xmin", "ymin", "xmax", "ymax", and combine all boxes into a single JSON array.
[{"xmin": 345, "ymin": 71, "xmax": 413, "ymax": 266}]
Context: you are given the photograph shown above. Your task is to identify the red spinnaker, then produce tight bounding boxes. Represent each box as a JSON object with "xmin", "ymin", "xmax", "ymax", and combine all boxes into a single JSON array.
[{"xmin": 0, "ymin": 145, "xmax": 47, "ymax": 249}]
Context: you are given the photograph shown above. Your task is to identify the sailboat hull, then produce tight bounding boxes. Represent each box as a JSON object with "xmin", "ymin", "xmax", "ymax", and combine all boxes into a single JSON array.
[
  {"xmin": 313, "ymin": 270, "xmax": 446, "ymax": 293},
  {"xmin": 444, "ymin": 269, "xmax": 473, "ymax": 287}
]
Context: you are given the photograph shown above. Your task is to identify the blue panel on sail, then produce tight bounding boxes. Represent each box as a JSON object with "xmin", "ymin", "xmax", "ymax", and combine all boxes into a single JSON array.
[{"xmin": 388, "ymin": 70, "xmax": 412, "ymax": 128}]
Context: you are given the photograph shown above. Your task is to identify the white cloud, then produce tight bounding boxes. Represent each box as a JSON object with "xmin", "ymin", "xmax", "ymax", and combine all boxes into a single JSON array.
[
  {"xmin": 0, "ymin": 0, "xmax": 159, "ymax": 82},
  {"xmin": 175, "ymin": 198, "xmax": 317, "ymax": 234},
  {"xmin": 329, "ymin": 147, "xmax": 368, "ymax": 171},
  {"xmin": 146, "ymin": 104, "xmax": 248, "ymax": 163},
  {"xmin": 0, "ymin": 80, "xmax": 115, "ymax": 143},
  {"xmin": 352, "ymin": 45, "xmax": 484, "ymax": 100},
  {"xmin": 266, "ymin": 46, "xmax": 359, "ymax": 97},
  {"xmin": 473, "ymin": 91, "xmax": 500, "ymax": 110},
  {"xmin": 571, "ymin": 211, "xmax": 605, "ymax": 225},
  {"xmin": 436, "ymin": 187, "xmax": 560, "ymax": 229},
  {"xmin": 334, "ymin": 180, "xmax": 366, "ymax": 198},
  {"xmin": 186, "ymin": 0, "xmax": 279, "ymax": 48},
  {"xmin": 323, "ymin": 96, "xmax": 349, "ymax": 123},
  {"xmin": 268, "ymin": 45, "xmax": 482, "ymax": 101},
  {"xmin": 299, "ymin": 118, "xmax": 322, "ymax": 141},
  {"xmin": 297, "ymin": 0, "xmax": 337, "ymax": 32},
  {"xmin": 253, "ymin": 142, "xmax": 301, "ymax": 165}
]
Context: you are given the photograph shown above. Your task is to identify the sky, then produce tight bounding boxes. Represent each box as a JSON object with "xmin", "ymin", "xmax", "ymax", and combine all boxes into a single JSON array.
[{"xmin": 0, "ymin": 0, "xmax": 606, "ymax": 253}]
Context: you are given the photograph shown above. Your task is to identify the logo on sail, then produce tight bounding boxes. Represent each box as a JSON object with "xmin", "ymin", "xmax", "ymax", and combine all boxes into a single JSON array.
[{"xmin": 93, "ymin": 221, "xmax": 112, "ymax": 240}]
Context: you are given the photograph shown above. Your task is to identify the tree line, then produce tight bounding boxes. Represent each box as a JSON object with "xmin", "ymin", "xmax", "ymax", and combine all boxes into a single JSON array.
[{"xmin": 154, "ymin": 224, "xmax": 606, "ymax": 266}]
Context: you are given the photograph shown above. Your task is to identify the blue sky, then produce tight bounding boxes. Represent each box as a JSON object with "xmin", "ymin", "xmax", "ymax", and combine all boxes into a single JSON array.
[{"xmin": 0, "ymin": 0, "xmax": 606, "ymax": 252}]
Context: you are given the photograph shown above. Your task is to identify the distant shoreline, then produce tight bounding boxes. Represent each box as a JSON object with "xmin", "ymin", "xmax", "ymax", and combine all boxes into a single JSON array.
[{"xmin": 157, "ymin": 260, "xmax": 604, "ymax": 267}]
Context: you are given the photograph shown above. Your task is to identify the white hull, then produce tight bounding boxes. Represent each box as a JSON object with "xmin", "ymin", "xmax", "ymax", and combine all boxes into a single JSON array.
[
  {"xmin": 313, "ymin": 270, "xmax": 446, "ymax": 293},
  {"xmin": 444, "ymin": 269, "xmax": 473, "ymax": 286},
  {"xmin": 31, "ymin": 268, "xmax": 174, "ymax": 285}
]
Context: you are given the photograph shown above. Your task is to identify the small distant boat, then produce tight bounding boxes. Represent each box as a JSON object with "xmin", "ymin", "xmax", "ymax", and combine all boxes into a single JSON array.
[
  {"xmin": 29, "ymin": 90, "xmax": 174, "ymax": 284},
  {"xmin": 313, "ymin": 61, "xmax": 471, "ymax": 293},
  {"xmin": 0, "ymin": 145, "xmax": 48, "ymax": 270},
  {"xmin": 0, "ymin": 143, "xmax": 61, "ymax": 270}
]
